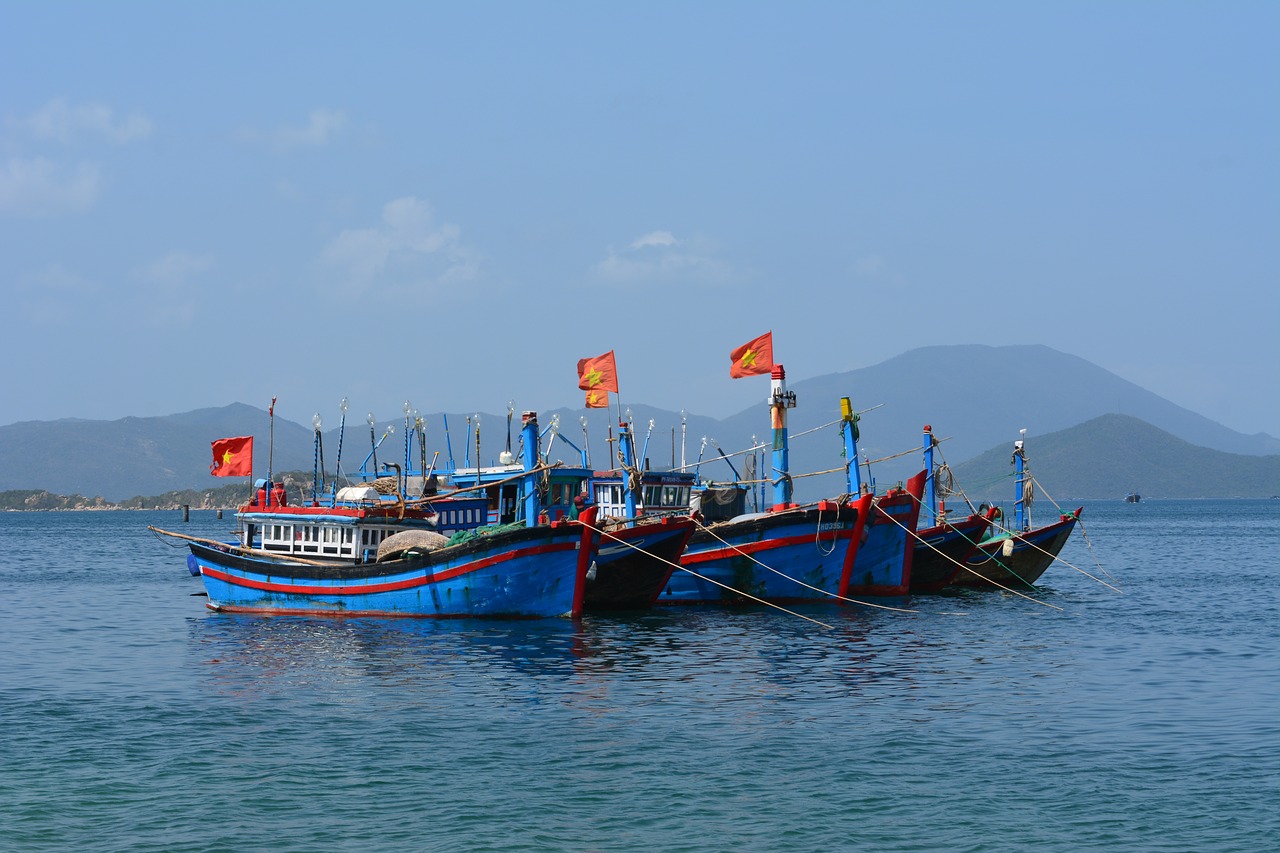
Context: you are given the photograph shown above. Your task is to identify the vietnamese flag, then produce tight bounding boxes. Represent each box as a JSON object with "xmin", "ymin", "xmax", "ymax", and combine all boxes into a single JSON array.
[
  {"xmin": 585, "ymin": 389, "xmax": 609, "ymax": 408},
  {"xmin": 577, "ymin": 350, "xmax": 619, "ymax": 393},
  {"xmin": 210, "ymin": 436, "xmax": 253, "ymax": 477},
  {"xmin": 729, "ymin": 332, "xmax": 774, "ymax": 378}
]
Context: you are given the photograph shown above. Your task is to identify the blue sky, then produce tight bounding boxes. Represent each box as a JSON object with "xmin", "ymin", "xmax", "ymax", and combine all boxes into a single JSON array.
[{"xmin": 3, "ymin": 2, "xmax": 1276, "ymax": 439}]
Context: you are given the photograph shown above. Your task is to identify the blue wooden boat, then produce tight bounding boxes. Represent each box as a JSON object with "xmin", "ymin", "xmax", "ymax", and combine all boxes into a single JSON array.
[
  {"xmin": 908, "ymin": 424, "xmax": 990, "ymax": 593},
  {"xmin": 951, "ymin": 433, "xmax": 1081, "ymax": 589},
  {"xmin": 174, "ymin": 411, "xmax": 599, "ymax": 618},
  {"xmin": 659, "ymin": 367, "xmax": 875, "ymax": 605}
]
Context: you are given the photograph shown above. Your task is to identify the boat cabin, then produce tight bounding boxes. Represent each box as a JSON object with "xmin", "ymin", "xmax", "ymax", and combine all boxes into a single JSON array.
[{"xmin": 237, "ymin": 483, "xmax": 489, "ymax": 563}]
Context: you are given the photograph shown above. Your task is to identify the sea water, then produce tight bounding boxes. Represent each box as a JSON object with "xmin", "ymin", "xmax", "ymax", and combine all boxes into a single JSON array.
[{"xmin": 1, "ymin": 501, "xmax": 1277, "ymax": 852}]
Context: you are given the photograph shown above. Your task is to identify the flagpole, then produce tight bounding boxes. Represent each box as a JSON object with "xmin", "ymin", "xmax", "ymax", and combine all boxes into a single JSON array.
[{"xmin": 267, "ymin": 396, "xmax": 276, "ymax": 507}]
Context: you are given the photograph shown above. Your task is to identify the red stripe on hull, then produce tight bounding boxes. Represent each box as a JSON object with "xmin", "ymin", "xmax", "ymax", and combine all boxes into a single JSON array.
[
  {"xmin": 201, "ymin": 540, "xmax": 577, "ymax": 596},
  {"xmin": 682, "ymin": 529, "xmax": 848, "ymax": 565}
]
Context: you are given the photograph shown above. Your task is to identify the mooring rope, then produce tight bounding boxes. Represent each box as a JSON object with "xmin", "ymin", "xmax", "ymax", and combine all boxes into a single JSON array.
[
  {"xmin": 875, "ymin": 491, "xmax": 1064, "ymax": 604},
  {"xmin": 686, "ymin": 513, "xmax": 923, "ymax": 614},
  {"xmin": 582, "ymin": 520, "xmax": 838, "ymax": 628},
  {"xmin": 1024, "ymin": 475, "xmax": 1122, "ymax": 591}
]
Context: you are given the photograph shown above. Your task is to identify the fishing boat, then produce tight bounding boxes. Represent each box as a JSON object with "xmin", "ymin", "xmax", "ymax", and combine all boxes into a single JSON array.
[
  {"xmin": 659, "ymin": 367, "xmax": 875, "ymax": 605},
  {"xmin": 836, "ymin": 397, "xmax": 926, "ymax": 596},
  {"xmin": 1125, "ymin": 491, "xmax": 1141, "ymax": 503},
  {"xmin": 449, "ymin": 412, "xmax": 695, "ymax": 611},
  {"xmin": 161, "ymin": 411, "xmax": 600, "ymax": 618},
  {"xmin": 950, "ymin": 433, "xmax": 1081, "ymax": 590},
  {"xmin": 908, "ymin": 425, "xmax": 990, "ymax": 593}
]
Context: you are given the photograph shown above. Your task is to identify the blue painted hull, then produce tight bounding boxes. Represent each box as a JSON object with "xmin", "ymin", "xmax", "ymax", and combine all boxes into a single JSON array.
[
  {"xmin": 658, "ymin": 502, "xmax": 865, "ymax": 605},
  {"xmin": 188, "ymin": 522, "xmax": 591, "ymax": 619},
  {"xmin": 844, "ymin": 472, "xmax": 926, "ymax": 596}
]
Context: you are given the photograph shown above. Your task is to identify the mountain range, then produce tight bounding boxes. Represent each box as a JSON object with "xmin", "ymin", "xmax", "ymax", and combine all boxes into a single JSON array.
[{"xmin": 2, "ymin": 345, "xmax": 1276, "ymax": 502}]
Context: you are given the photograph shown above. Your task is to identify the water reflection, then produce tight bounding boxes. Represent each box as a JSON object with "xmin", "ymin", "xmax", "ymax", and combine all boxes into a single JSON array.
[{"xmin": 186, "ymin": 601, "xmax": 942, "ymax": 712}]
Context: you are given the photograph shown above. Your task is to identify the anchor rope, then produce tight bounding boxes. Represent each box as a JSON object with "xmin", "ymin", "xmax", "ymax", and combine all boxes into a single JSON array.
[
  {"xmin": 582, "ymin": 520, "xmax": 838, "ymax": 628},
  {"xmin": 926, "ymin": 443, "xmax": 1118, "ymax": 594},
  {"xmin": 687, "ymin": 512, "xmax": 923, "ymax": 614},
  {"xmin": 881, "ymin": 496, "xmax": 1062, "ymax": 609},
  {"xmin": 1025, "ymin": 474, "xmax": 1122, "ymax": 590}
]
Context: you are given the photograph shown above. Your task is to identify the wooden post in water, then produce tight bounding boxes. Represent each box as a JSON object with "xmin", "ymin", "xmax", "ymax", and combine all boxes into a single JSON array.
[{"xmin": 182, "ymin": 505, "xmax": 190, "ymax": 522}]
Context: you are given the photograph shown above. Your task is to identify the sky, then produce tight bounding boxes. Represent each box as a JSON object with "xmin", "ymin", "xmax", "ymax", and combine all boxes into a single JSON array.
[{"xmin": 2, "ymin": 2, "xmax": 1276, "ymax": 439}]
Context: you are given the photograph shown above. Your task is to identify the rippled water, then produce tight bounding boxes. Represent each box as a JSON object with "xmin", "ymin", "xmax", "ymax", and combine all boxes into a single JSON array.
[{"xmin": 2, "ymin": 501, "xmax": 1278, "ymax": 851}]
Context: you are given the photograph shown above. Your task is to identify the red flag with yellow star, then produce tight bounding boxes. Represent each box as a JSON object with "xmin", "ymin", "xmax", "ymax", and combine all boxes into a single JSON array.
[
  {"xmin": 577, "ymin": 350, "xmax": 619, "ymax": 393},
  {"xmin": 584, "ymin": 389, "xmax": 609, "ymax": 408},
  {"xmin": 210, "ymin": 436, "xmax": 253, "ymax": 477},
  {"xmin": 729, "ymin": 332, "xmax": 774, "ymax": 378}
]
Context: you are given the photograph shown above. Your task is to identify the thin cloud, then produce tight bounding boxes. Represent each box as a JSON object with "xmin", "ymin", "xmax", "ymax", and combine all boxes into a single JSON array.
[
  {"xmin": 593, "ymin": 230, "xmax": 737, "ymax": 285},
  {"xmin": 15, "ymin": 263, "xmax": 100, "ymax": 328},
  {"xmin": 630, "ymin": 230, "xmax": 678, "ymax": 250},
  {"xmin": 240, "ymin": 109, "xmax": 347, "ymax": 149},
  {"xmin": 15, "ymin": 98, "xmax": 153, "ymax": 144},
  {"xmin": 849, "ymin": 253, "xmax": 908, "ymax": 290},
  {"xmin": 853, "ymin": 255, "xmax": 887, "ymax": 277},
  {"xmin": 319, "ymin": 197, "xmax": 477, "ymax": 294},
  {"xmin": 141, "ymin": 251, "xmax": 213, "ymax": 286},
  {"xmin": 0, "ymin": 157, "xmax": 100, "ymax": 216},
  {"xmin": 132, "ymin": 251, "xmax": 214, "ymax": 328}
]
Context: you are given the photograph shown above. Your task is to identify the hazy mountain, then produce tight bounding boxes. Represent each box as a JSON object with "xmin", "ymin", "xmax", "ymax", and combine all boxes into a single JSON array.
[
  {"xmin": 3, "ymin": 345, "xmax": 1276, "ymax": 502},
  {"xmin": 0, "ymin": 404, "xmax": 316, "ymax": 501},
  {"xmin": 948, "ymin": 414, "xmax": 1280, "ymax": 501},
  {"xmin": 705, "ymin": 344, "xmax": 1280, "ymax": 498}
]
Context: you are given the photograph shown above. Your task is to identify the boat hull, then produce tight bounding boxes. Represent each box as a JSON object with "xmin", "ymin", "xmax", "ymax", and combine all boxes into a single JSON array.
[
  {"xmin": 583, "ymin": 517, "xmax": 694, "ymax": 611},
  {"xmin": 189, "ymin": 521, "xmax": 593, "ymax": 619},
  {"xmin": 909, "ymin": 516, "xmax": 989, "ymax": 593},
  {"xmin": 951, "ymin": 509, "xmax": 1081, "ymax": 589},
  {"xmin": 659, "ymin": 499, "xmax": 868, "ymax": 605},
  {"xmin": 843, "ymin": 471, "xmax": 926, "ymax": 596}
]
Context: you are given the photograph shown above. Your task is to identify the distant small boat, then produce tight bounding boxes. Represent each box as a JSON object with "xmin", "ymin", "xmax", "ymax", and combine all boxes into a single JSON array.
[
  {"xmin": 1125, "ymin": 492, "xmax": 1141, "ymax": 503},
  {"xmin": 950, "ymin": 433, "xmax": 1080, "ymax": 590}
]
